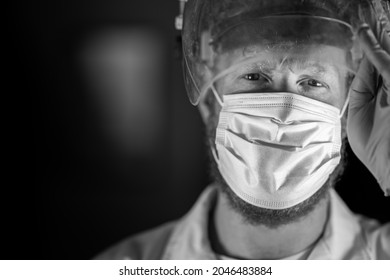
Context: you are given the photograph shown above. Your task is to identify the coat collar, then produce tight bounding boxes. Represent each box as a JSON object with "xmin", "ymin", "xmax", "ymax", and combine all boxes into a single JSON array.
[
  {"xmin": 162, "ymin": 185, "xmax": 369, "ymax": 259},
  {"xmin": 308, "ymin": 189, "xmax": 370, "ymax": 259}
]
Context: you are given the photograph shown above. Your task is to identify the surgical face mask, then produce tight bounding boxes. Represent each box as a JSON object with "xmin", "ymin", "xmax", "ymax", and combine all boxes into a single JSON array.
[{"xmin": 211, "ymin": 87, "xmax": 347, "ymax": 210}]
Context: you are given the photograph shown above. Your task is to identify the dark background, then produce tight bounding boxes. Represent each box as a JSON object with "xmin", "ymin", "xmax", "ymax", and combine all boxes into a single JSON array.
[{"xmin": 7, "ymin": 0, "xmax": 389, "ymax": 259}]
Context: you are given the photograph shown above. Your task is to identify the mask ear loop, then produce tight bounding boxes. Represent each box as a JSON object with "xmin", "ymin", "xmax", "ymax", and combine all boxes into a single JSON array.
[
  {"xmin": 210, "ymin": 139, "xmax": 220, "ymax": 162},
  {"xmin": 208, "ymin": 84, "xmax": 223, "ymax": 162},
  {"xmin": 338, "ymin": 57, "xmax": 358, "ymax": 118},
  {"xmin": 210, "ymin": 84, "xmax": 224, "ymax": 107},
  {"xmin": 339, "ymin": 93, "xmax": 350, "ymax": 118}
]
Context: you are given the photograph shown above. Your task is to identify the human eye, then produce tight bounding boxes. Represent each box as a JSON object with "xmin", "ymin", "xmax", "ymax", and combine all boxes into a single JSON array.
[
  {"xmin": 221, "ymin": 66, "xmax": 273, "ymax": 94},
  {"xmin": 244, "ymin": 73, "xmax": 261, "ymax": 81},
  {"xmin": 243, "ymin": 73, "xmax": 269, "ymax": 82},
  {"xmin": 235, "ymin": 72, "xmax": 272, "ymax": 93},
  {"xmin": 306, "ymin": 79, "xmax": 326, "ymax": 87},
  {"xmin": 297, "ymin": 78, "xmax": 329, "ymax": 93}
]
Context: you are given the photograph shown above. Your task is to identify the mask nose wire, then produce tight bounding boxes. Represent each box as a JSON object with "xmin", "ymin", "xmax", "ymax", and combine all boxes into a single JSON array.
[{"xmin": 211, "ymin": 81, "xmax": 348, "ymax": 118}]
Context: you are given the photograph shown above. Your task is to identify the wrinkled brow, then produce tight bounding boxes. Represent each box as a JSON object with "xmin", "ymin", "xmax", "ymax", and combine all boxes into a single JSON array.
[
  {"xmin": 286, "ymin": 59, "xmax": 330, "ymax": 74},
  {"xmin": 233, "ymin": 58, "xmax": 333, "ymax": 76}
]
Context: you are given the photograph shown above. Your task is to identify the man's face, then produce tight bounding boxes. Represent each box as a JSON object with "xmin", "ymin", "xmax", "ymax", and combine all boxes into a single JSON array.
[{"xmin": 204, "ymin": 43, "xmax": 349, "ymax": 228}]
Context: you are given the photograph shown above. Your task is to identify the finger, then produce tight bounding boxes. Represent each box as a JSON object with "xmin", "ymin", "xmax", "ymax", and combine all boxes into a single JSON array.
[
  {"xmin": 357, "ymin": 24, "xmax": 390, "ymax": 80},
  {"xmin": 377, "ymin": 14, "xmax": 390, "ymax": 54}
]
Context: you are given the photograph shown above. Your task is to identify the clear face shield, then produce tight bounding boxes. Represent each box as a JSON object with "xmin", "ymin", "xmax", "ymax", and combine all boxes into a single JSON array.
[{"xmin": 182, "ymin": 0, "xmax": 376, "ymax": 112}]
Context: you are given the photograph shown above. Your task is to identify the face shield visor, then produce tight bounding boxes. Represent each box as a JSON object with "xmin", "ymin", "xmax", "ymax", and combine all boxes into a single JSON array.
[{"xmin": 182, "ymin": 0, "xmax": 375, "ymax": 110}]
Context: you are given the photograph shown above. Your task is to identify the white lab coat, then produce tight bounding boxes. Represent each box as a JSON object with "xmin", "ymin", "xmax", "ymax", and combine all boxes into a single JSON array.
[{"xmin": 96, "ymin": 185, "xmax": 390, "ymax": 259}]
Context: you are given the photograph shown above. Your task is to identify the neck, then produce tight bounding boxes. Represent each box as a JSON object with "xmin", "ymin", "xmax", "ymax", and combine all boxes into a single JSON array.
[{"xmin": 210, "ymin": 190, "xmax": 330, "ymax": 259}]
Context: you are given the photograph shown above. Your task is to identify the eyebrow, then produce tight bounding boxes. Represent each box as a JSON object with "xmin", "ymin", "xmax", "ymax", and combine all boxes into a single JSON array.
[
  {"xmin": 236, "ymin": 59, "xmax": 331, "ymax": 77},
  {"xmin": 289, "ymin": 59, "xmax": 329, "ymax": 74}
]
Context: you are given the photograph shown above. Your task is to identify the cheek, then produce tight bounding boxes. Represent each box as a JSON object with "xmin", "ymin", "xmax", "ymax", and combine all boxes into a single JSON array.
[
  {"xmin": 335, "ymin": 76, "xmax": 349, "ymax": 110},
  {"xmin": 203, "ymin": 91, "xmax": 221, "ymax": 140},
  {"xmin": 214, "ymin": 79, "xmax": 228, "ymax": 97},
  {"xmin": 327, "ymin": 76, "xmax": 348, "ymax": 110}
]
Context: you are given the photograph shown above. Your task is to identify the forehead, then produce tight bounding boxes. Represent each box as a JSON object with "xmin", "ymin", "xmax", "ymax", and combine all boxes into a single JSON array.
[{"xmin": 213, "ymin": 44, "xmax": 350, "ymax": 75}]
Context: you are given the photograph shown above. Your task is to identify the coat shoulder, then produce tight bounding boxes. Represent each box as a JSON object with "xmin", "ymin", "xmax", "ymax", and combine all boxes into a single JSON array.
[{"xmin": 94, "ymin": 221, "xmax": 177, "ymax": 260}]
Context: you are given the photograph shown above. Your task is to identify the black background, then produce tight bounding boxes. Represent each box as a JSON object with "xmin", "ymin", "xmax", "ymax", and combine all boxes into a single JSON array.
[{"xmin": 7, "ymin": 0, "xmax": 390, "ymax": 260}]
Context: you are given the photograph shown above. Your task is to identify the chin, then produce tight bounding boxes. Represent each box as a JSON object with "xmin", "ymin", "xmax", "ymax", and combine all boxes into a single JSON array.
[{"xmin": 208, "ymin": 143, "xmax": 346, "ymax": 229}]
